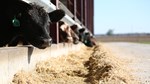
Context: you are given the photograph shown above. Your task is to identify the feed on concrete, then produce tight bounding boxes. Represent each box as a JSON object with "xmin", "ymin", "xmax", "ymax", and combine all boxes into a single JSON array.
[{"xmin": 12, "ymin": 43, "xmax": 139, "ymax": 84}]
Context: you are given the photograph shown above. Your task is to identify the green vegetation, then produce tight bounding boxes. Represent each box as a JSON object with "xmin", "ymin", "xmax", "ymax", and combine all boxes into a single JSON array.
[
  {"xmin": 106, "ymin": 29, "xmax": 114, "ymax": 36},
  {"xmin": 138, "ymin": 42, "xmax": 150, "ymax": 44}
]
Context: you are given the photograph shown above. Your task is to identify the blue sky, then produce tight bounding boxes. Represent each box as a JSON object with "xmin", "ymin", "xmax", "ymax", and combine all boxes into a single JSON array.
[{"xmin": 94, "ymin": 0, "xmax": 150, "ymax": 34}]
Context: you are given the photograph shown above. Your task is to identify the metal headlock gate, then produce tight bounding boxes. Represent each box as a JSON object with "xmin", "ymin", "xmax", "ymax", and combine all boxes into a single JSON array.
[{"xmin": 0, "ymin": 0, "xmax": 94, "ymax": 83}]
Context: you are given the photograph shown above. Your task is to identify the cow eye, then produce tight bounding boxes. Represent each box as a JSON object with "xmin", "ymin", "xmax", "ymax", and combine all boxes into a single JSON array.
[{"xmin": 12, "ymin": 17, "xmax": 20, "ymax": 27}]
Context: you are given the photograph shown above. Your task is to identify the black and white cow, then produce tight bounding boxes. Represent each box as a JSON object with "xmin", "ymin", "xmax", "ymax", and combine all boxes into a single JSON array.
[
  {"xmin": 70, "ymin": 25, "xmax": 97, "ymax": 47},
  {"xmin": 79, "ymin": 28, "xmax": 97, "ymax": 47},
  {"xmin": 0, "ymin": 0, "xmax": 65, "ymax": 49}
]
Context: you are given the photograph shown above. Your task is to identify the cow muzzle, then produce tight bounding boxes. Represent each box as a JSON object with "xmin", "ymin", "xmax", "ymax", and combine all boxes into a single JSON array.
[
  {"xmin": 67, "ymin": 36, "xmax": 73, "ymax": 42},
  {"xmin": 41, "ymin": 38, "xmax": 52, "ymax": 48}
]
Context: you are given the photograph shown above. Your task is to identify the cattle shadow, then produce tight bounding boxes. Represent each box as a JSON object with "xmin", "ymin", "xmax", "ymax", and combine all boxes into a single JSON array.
[{"xmin": 27, "ymin": 46, "xmax": 34, "ymax": 64}]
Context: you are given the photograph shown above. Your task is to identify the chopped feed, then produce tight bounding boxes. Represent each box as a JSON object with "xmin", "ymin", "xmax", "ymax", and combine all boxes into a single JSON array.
[{"xmin": 12, "ymin": 43, "xmax": 139, "ymax": 84}]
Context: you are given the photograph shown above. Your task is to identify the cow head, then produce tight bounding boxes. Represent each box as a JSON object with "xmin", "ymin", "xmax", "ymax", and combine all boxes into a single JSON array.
[
  {"xmin": 78, "ymin": 28, "xmax": 97, "ymax": 47},
  {"xmin": 78, "ymin": 28, "xmax": 86, "ymax": 42},
  {"xmin": 59, "ymin": 21, "xmax": 79, "ymax": 44},
  {"xmin": 83, "ymin": 32, "xmax": 97, "ymax": 47},
  {"xmin": 5, "ymin": 1, "xmax": 65, "ymax": 49},
  {"xmin": 70, "ymin": 24, "xmax": 80, "ymax": 36},
  {"xmin": 70, "ymin": 24, "xmax": 80, "ymax": 44}
]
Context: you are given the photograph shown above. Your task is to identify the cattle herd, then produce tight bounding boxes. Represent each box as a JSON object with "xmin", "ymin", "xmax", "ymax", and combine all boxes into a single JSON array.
[{"xmin": 0, "ymin": 0, "xmax": 97, "ymax": 49}]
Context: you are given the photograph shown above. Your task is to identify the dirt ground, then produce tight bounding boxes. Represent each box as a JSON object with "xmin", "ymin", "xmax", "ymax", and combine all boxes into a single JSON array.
[
  {"xmin": 103, "ymin": 42, "xmax": 150, "ymax": 84},
  {"xmin": 11, "ymin": 43, "xmax": 139, "ymax": 84}
]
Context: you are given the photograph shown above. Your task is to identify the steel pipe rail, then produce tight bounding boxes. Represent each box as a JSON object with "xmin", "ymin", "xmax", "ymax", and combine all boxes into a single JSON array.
[
  {"xmin": 24, "ymin": 0, "xmax": 82, "ymax": 28},
  {"xmin": 0, "ymin": 0, "xmax": 84, "ymax": 83}
]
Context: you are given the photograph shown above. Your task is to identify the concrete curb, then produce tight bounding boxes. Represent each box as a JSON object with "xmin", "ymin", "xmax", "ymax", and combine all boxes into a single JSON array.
[{"xmin": 0, "ymin": 43, "xmax": 82, "ymax": 84}]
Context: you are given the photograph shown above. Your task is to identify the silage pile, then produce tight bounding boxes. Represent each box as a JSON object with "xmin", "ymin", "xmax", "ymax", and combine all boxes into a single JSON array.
[{"xmin": 12, "ymin": 43, "xmax": 138, "ymax": 84}]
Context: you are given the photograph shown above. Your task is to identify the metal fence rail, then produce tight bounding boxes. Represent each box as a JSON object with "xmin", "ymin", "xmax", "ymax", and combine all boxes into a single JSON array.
[{"xmin": 0, "ymin": 0, "xmax": 83, "ymax": 83}]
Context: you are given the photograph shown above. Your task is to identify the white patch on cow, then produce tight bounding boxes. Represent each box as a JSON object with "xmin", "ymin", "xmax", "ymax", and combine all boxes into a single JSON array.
[{"xmin": 60, "ymin": 24, "xmax": 67, "ymax": 31}]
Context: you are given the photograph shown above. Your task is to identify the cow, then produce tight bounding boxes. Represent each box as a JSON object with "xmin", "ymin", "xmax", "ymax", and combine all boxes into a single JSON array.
[
  {"xmin": 79, "ymin": 28, "xmax": 97, "ymax": 47},
  {"xmin": 83, "ymin": 32, "xmax": 97, "ymax": 47},
  {"xmin": 70, "ymin": 24, "xmax": 80, "ymax": 37},
  {"xmin": 58, "ymin": 21, "xmax": 79, "ymax": 45},
  {"xmin": 8, "ymin": 9, "xmax": 65, "ymax": 47},
  {"xmin": 70, "ymin": 25, "xmax": 97, "ymax": 47},
  {"xmin": 0, "ymin": 0, "xmax": 65, "ymax": 49}
]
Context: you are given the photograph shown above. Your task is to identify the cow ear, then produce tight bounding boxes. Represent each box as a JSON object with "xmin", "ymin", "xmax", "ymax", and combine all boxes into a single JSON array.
[
  {"xmin": 48, "ymin": 9, "xmax": 65, "ymax": 22},
  {"xmin": 79, "ymin": 28, "xmax": 85, "ymax": 33},
  {"xmin": 70, "ymin": 24, "xmax": 78, "ymax": 30},
  {"xmin": 59, "ymin": 21, "xmax": 65, "ymax": 25}
]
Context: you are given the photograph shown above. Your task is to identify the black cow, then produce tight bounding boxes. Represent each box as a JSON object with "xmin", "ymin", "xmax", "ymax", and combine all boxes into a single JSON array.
[
  {"xmin": 8, "ymin": 9, "xmax": 65, "ymax": 47},
  {"xmin": 0, "ymin": 0, "xmax": 65, "ymax": 49}
]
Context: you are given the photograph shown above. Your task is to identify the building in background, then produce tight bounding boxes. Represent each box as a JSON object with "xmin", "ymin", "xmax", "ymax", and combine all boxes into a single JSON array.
[{"xmin": 50, "ymin": 0, "xmax": 94, "ymax": 43}]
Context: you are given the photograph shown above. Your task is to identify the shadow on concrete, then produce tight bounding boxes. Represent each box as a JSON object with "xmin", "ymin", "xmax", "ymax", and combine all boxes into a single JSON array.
[{"xmin": 27, "ymin": 46, "xmax": 34, "ymax": 64}]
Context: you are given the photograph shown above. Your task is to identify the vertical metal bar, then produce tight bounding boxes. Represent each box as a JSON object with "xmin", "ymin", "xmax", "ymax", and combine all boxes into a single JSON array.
[
  {"xmin": 56, "ymin": 0, "xmax": 59, "ymax": 9},
  {"xmin": 87, "ymin": 0, "xmax": 89, "ymax": 30},
  {"xmin": 84, "ymin": 0, "xmax": 87, "ymax": 27},
  {"xmin": 81, "ymin": 0, "xmax": 83, "ymax": 26},
  {"xmin": 74, "ymin": 0, "xmax": 77, "ymax": 21},
  {"xmin": 56, "ymin": 0, "xmax": 59, "ymax": 44},
  {"xmin": 87, "ymin": 0, "xmax": 90, "ymax": 31},
  {"xmin": 89, "ymin": 0, "xmax": 94, "ymax": 34},
  {"xmin": 92, "ymin": 0, "xmax": 94, "ymax": 34}
]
